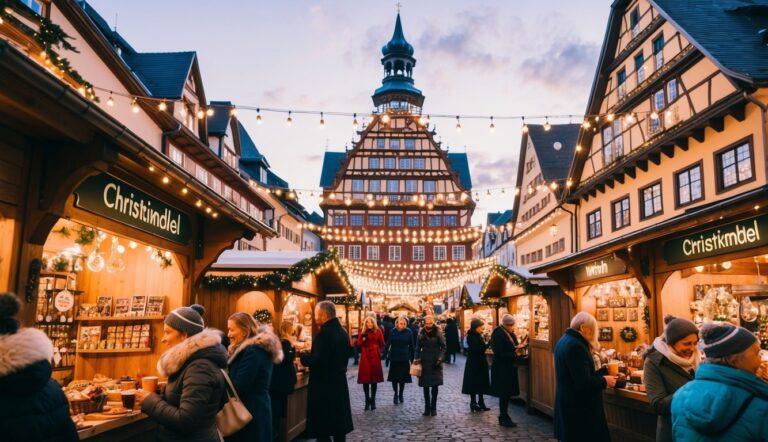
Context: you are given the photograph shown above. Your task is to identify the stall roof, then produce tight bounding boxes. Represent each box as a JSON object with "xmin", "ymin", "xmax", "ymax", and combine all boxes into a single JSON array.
[
  {"xmin": 211, "ymin": 250, "xmax": 318, "ymax": 270},
  {"xmin": 462, "ymin": 283, "xmax": 483, "ymax": 304},
  {"xmin": 505, "ymin": 266, "xmax": 559, "ymax": 286}
]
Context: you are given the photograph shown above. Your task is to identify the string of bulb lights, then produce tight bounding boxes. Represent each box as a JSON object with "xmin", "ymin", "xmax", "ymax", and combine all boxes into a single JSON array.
[
  {"xmin": 348, "ymin": 268, "xmax": 489, "ymax": 297},
  {"xmin": 91, "ymin": 84, "xmax": 667, "ymax": 137}
]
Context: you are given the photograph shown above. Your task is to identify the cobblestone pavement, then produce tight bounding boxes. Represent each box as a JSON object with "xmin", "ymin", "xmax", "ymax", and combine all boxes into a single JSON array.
[{"xmin": 300, "ymin": 354, "xmax": 556, "ymax": 442}]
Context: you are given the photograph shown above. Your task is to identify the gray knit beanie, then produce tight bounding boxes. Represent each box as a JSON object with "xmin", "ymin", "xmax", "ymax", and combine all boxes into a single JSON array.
[
  {"xmin": 165, "ymin": 304, "xmax": 205, "ymax": 336},
  {"xmin": 501, "ymin": 314, "xmax": 516, "ymax": 326},
  {"xmin": 470, "ymin": 318, "xmax": 485, "ymax": 330},
  {"xmin": 663, "ymin": 315, "xmax": 699, "ymax": 346},
  {"xmin": 700, "ymin": 321, "xmax": 757, "ymax": 358}
]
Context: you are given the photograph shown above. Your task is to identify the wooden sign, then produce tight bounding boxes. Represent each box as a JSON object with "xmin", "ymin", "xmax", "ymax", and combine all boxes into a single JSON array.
[
  {"xmin": 573, "ymin": 255, "xmax": 627, "ymax": 282},
  {"xmin": 662, "ymin": 215, "xmax": 768, "ymax": 264},
  {"xmin": 74, "ymin": 173, "xmax": 191, "ymax": 244}
]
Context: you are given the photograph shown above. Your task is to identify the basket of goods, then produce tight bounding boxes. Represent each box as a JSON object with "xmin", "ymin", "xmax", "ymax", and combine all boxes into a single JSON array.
[{"xmin": 67, "ymin": 385, "xmax": 108, "ymax": 414}]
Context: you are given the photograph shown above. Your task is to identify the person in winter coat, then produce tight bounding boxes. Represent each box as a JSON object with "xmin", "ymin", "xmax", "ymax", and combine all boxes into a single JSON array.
[
  {"xmin": 409, "ymin": 317, "xmax": 420, "ymax": 347},
  {"xmin": 643, "ymin": 315, "xmax": 699, "ymax": 442},
  {"xmin": 415, "ymin": 315, "xmax": 446, "ymax": 416},
  {"xmin": 299, "ymin": 301, "xmax": 353, "ymax": 441},
  {"xmin": 0, "ymin": 292, "xmax": 78, "ymax": 442},
  {"xmin": 383, "ymin": 316, "xmax": 414, "ymax": 404},
  {"xmin": 553, "ymin": 312, "xmax": 616, "ymax": 442},
  {"xmin": 490, "ymin": 314, "xmax": 521, "ymax": 427},
  {"xmin": 672, "ymin": 321, "xmax": 768, "ymax": 441},
  {"xmin": 271, "ymin": 321, "xmax": 298, "ymax": 441},
  {"xmin": 444, "ymin": 317, "xmax": 462, "ymax": 364},
  {"xmin": 137, "ymin": 304, "xmax": 227, "ymax": 442},
  {"xmin": 357, "ymin": 316, "xmax": 385, "ymax": 410},
  {"xmin": 462, "ymin": 318, "xmax": 490, "ymax": 412},
  {"xmin": 225, "ymin": 312, "xmax": 283, "ymax": 442}
]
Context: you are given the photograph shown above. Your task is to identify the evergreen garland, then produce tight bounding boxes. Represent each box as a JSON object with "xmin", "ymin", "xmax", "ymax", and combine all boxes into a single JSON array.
[
  {"xmin": 620, "ymin": 326, "xmax": 638, "ymax": 343},
  {"xmin": 201, "ymin": 249, "xmax": 354, "ymax": 294},
  {"xmin": 0, "ymin": 1, "xmax": 97, "ymax": 100},
  {"xmin": 253, "ymin": 309, "xmax": 272, "ymax": 324},
  {"xmin": 479, "ymin": 265, "xmax": 536, "ymax": 299},
  {"xmin": 330, "ymin": 295, "xmax": 360, "ymax": 307}
]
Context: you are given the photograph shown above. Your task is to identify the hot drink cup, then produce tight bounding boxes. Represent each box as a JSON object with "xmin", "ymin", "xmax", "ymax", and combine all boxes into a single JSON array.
[
  {"xmin": 121, "ymin": 390, "xmax": 136, "ymax": 410},
  {"xmin": 141, "ymin": 376, "xmax": 158, "ymax": 393}
]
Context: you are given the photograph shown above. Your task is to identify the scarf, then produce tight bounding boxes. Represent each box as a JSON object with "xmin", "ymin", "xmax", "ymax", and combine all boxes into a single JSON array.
[{"xmin": 652, "ymin": 336, "xmax": 699, "ymax": 374}]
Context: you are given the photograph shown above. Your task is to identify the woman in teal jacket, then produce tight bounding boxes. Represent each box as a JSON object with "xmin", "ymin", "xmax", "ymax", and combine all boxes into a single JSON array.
[{"xmin": 672, "ymin": 322, "xmax": 768, "ymax": 441}]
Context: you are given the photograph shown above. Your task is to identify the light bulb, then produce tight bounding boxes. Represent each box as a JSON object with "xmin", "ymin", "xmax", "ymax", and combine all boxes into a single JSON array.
[
  {"xmin": 381, "ymin": 113, "xmax": 390, "ymax": 124},
  {"xmin": 128, "ymin": 241, "xmax": 138, "ymax": 249},
  {"xmin": 489, "ymin": 116, "xmax": 495, "ymax": 133},
  {"xmin": 582, "ymin": 120, "xmax": 591, "ymax": 129},
  {"xmin": 319, "ymin": 112, "xmax": 325, "ymax": 129},
  {"xmin": 206, "ymin": 107, "xmax": 214, "ymax": 117},
  {"xmin": 352, "ymin": 113, "xmax": 359, "ymax": 129},
  {"xmin": 107, "ymin": 95, "xmax": 114, "ymax": 107},
  {"xmin": 650, "ymin": 111, "xmax": 659, "ymax": 120},
  {"xmin": 158, "ymin": 101, "xmax": 167, "ymax": 111},
  {"xmin": 607, "ymin": 113, "xmax": 615, "ymax": 122},
  {"xmin": 256, "ymin": 108, "xmax": 263, "ymax": 124},
  {"xmin": 131, "ymin": 98, "xmax": 140, "ymax": 113},
  {"xmin": 721, "ymin": 261, "xmax": 732, "ymax": 270},
  {"xmin": 544, "ymin": 118, "xmax": 551, "ymax": 131},
  {"xmin": 286, "ymin": 111, "xmax": 293, "ymax": 126},
  {"xmin": 418, "ymin": 115, "xmax": 426, "ymax": 126},
  {"xmin": 196, "ymin": 109, "xmax": 205, "ymax": 119},
  {"xmin": 229, "ymin": 107, "xmax": 237, "ymax": 117}
]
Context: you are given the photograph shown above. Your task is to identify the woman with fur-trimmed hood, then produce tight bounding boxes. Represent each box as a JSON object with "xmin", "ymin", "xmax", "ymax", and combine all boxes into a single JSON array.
[
  {"xmin": 137, "ymin": 304, "xmax": 227, "ymax": 442},
  {"xmin": 225, "ymin": 312, "xmax": 283, "ymax": 442},
  {"xmin": 0, "ymin": 292, "xmax": 79, "ymax": 442}
]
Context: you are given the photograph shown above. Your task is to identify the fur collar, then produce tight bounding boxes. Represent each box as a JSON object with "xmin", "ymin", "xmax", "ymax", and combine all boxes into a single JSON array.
[
  {"xmin": 157, "ymin": 328, "xmax": 222, "ymax": 377},
  {"xmin": 0, "ymin": 328, "xmax": 54, "ymax": 377},
  {"xmin": 228, "ymin": 327, "xmax": 284, "ymax": 365}
]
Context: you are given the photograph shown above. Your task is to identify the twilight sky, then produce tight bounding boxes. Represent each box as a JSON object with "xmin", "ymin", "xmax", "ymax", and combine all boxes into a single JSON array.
[{"xmin": 88, "ymin": 0, "xmax": 610, "ymax": 224}]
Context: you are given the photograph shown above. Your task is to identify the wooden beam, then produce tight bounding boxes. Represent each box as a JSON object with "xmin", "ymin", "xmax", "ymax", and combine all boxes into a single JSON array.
[
  {"xmin": 661, "ymin": 144, "xmax": 676, "ymax": 158},
  {"xmin": 615, "ymin": 173, "xmax": 625, "ymax": 184},
  {"xmin": 625, "ymin": 167, "xmax": 636, "ymax": 179},
  {"xmin": 606, "ymin": 179, "xmax": 615, "ymax": 189},
  {"xmin": 638, "ymin": 159, "xmax": 649, "ymax": 172},
  {"xmin": 709, "ymin": 116, "xmax": 725, "ymax": 132},
  {"xmin": 649, "ymin": 152, "xmax": 661, "ymax": 165},
  {"xmin": 692, "ymin": 128, "xmax": 706, "ymax": 143},
  {"xmin": 730, "ymin": 103, "xmax": 747, "ymax": 122},
  {"xmin": 596, "ymin": 183, "xmax": 605, "ymax": 194}
]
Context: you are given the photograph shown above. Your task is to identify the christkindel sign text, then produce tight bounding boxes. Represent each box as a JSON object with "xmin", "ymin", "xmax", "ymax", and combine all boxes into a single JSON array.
[{"xmin": 662, "ymin": 214, "xmax": 768, "ymax": 264}]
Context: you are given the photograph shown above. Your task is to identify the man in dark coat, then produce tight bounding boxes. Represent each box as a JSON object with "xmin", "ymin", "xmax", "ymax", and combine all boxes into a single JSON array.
[
  {"xmin": 443, "ymin": 317, "xmax": 461, "ymax": 364},
  {"xmin": 490, "ymin": 314, "xmax": 520, "ymax": 427},
  {"xmin": 300, "ymin": 301, "xmax": 353, "ymax": 441},
  {"xmin": 0, "ymin": 293, "xmax": 78, "ymax": 442},
  {"xmin": 554, "ymin": 312, "xmax": 616, "ymax": 442},
  {"xmin": 409, "ymin": 316, "xmax": 420, "ymax": 347},
  {"xmin": 380, "ymin": 315, "xmax": 394, "ymax": 366}
]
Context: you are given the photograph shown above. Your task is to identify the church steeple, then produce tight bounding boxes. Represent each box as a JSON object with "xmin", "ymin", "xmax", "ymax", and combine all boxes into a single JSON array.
[{"xmin": 372, "ymin": 13, "xmax": 425, "ymax": 111}]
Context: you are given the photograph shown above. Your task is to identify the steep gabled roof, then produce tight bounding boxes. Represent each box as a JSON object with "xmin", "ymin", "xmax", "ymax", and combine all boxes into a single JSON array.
[
  {"xmin": 207, "ymin": 101, "xmax": 233, "ymax": 136},
  {"xmin": 651, "ymin": 0, "xmax": 768, "ymax": 86},
  {"xmin": 318, "ymin": 151, "xmax": 473, "ymax": 189},
  {"xmin": 490, "ymin": 210, "xmax": 514, "ymax": 226},
  {"xmin": 307, "ymin": 212, "xmax": 325, "ymax": 226},
  {"xmin": 237, "ymin": 121, "xmax": 269, "ymax": 165},
  {"xmin": 121, "ymin": 51, "xmax": 196, "ymax": 99},
  {"xmin": 319, "ymin": 152, "xmax": 349, "ymax": 187},
  {"xmin": 447, "ymin": 153, "xmax": 473, "ymax": 189},
  {"xmin": 527, "ymin": 124, "xmax": 580, "ymax": 183}
]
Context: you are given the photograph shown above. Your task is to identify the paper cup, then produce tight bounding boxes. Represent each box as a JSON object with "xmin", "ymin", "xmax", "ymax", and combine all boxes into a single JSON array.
[{"xmin": 141, "ymin": 376, "xmax": 158, "ymax": 393}]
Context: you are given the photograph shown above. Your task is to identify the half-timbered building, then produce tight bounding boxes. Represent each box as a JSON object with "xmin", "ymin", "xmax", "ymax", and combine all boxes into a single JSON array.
[
  {"xmin": 319, "ymin": 14, "xmax": 476, "ymax": 273},
  {"xmin": 533, "ymin": 1, "xmax": 768, "ymax": 437}
]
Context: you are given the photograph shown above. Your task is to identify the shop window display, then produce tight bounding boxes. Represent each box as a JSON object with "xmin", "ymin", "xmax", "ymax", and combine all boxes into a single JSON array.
[{"xmin": 282, "ymin": 294, "xmax": 314, "ymax": 351}]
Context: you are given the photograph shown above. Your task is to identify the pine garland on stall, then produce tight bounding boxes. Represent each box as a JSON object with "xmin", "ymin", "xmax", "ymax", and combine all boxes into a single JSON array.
[
  {"xmin": 478, "ymin": 265, "xmax": 537, "ymax": 299},
  {"xmin": 201, "ymin": 249, "xmax": 354, "ymax": 294},
  {"xmin": 253, "ymin": 309, "xmax": 272, "ymax": 324}
]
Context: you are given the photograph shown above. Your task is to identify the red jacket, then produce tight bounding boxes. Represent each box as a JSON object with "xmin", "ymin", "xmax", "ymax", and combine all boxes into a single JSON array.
[{"xmin": 357, "ymin": 329, "xmax": 384, "ymax": 384}]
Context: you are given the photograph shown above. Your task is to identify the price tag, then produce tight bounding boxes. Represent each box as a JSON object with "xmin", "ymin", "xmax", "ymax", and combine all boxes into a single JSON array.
[{"xmin": 54, "ymin": 289, "xmax": 74, "ymax": 312}]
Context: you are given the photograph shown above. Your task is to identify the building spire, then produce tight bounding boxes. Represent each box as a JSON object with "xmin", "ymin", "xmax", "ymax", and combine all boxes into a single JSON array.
[{"xmin": 372, "ymin": 11, "xmax": 424, "ymax": 110}]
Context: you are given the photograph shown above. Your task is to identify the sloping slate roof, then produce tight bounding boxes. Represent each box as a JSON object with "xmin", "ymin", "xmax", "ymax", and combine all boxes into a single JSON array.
[
  {"xmin": 527, "ymin": 124, "xmax": 580, "ymax": 182},
  {"xmin": 490, "ymin": 210, "xmax": 513, "ymax": 226},
  {"xmin": 651, "ymin": 0, "xmax": 768, "ymax": 85},
  {"xmin": 79, "ymin": 1, "xmax": 136, "ymax": 55},
  {"xmin": 307, "ymin": 212, "xmax": 325, "ymax": 226},
  {"xmin": 319, "ymin": 152, "xmax": 348, "ymax": 187},
  {"xmin": 121, "ymin": 51, "xmax": 195, "ymax": 99},
  {"xmin": 237, "ymin": 121, "xmax": 268, "ymax": 164},
  {"xmin": 319, "ymin": 151, "xmax": 473, "ymax": 189},
  {"xmin": 207, "ymin": 101, "xmax": 232, "ymax": 135},
  {"xmin": 446, "ymin": 153, "xmax": 472, "ymax": 189},
  {"xmin": 486, "ymin": 212, "xmax": 502, "ymax": 225}
]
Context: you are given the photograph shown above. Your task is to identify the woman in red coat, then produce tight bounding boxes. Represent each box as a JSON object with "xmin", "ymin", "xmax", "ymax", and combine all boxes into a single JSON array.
[{"xmin": 357, "ymin": 315, "xmax": 385, "ymax": 411}]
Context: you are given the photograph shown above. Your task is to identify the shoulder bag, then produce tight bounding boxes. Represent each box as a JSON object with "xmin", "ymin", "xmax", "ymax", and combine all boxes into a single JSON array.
[{"xmin": 216, "ymin": 368, "xmax": 253, "ymax": 437}]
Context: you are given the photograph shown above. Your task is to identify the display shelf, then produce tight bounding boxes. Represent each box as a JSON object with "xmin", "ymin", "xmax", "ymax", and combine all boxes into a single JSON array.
[
  {"xmin": 42, "ymin": 289, "xmax": 84, "ymax": 294},
  {"xmin": 36, "ymin": 320, "xmax": 75, "ymax": 326},
  {"xmin": 52, "ymin": 365, "xmax": 75, "ymax": 372},
  {"xmin": 78, "ymin": 348, "xmax": 152, "ymax": 354},
  {"xmin": 76, "ymin": 316, "xmax": 165, "ymax": 322},
  {"xmin": 40, "ymin": 271, "xmax": 77, "ymax": 277}
]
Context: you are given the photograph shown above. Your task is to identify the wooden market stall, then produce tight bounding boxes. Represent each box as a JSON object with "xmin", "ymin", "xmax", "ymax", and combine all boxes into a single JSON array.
[
  {"xmin": 198, "ymin": 249, "xmax": 355, "ymax": 442},
  {"xmin": 479, "ymin": 265, "xmax": 571, "ymax": 417},
  {"xmin": 458, "ymin": 283, "xmax": 498, "ymax": 333}
]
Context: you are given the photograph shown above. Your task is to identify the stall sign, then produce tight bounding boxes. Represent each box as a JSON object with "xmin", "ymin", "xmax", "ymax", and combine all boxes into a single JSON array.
[
  {"xmin": 74, "ymin": 174, "xmax": 191, "ymax": 244},
  {"xmin": 573, "ymin": 255, "xmax": 627, "ymax": 283},
  {"xmin": 662, "ymin": 215, "xmax": 768, "ymax": 264}
]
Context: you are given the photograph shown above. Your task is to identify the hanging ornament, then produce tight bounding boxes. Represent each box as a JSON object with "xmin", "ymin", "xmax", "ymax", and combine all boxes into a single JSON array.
[
  {"xmin": 106, "ymin": 237, "xmax": 126, "ymax": 273},
  {"xmin": 86, "ymin": 243, "xmax": 105, "ymax": 273},
  {"xmin": 741, "ymin": 297, "xmax": 759, "ymax": 323}
]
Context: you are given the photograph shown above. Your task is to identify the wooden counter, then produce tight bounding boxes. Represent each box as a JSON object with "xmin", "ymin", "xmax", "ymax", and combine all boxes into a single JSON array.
[
  {"xmin": 77, "ymin": 412, "xmax": 157, "ymax": 441},
  {"xmin": 603, "ymin": 388, "xmax": 656, "ymax": 442},
  {"xmin": 283, "ymin": 371, "xmax": 310, "ymax": 442}
]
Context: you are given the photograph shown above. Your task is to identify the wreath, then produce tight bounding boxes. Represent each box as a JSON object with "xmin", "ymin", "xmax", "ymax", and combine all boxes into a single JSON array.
[{"xmin": 619, "ymin": 326, "xmax": 638, "ymax": 343}]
